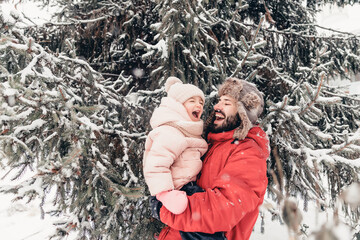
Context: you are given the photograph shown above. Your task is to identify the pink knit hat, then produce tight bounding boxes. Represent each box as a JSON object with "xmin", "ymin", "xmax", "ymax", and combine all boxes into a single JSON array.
[{"xmin": 165, "ymin": 77, "xmax": 205, "ymax": 103}]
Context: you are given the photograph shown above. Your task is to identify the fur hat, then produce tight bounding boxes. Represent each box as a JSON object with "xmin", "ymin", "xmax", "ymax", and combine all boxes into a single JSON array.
[
  {"xmin": 165, "ymin": 77, "xmax": 205, "ymax": 103},
  {"xmin": 218, "ymin": 77, "xmax": 264, "ymax": 140}
]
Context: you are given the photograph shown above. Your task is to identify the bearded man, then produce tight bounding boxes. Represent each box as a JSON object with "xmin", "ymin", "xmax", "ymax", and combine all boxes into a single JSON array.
[{"xmin": 151, "ymin": 78, "xmax": 270, "ymax": 240}]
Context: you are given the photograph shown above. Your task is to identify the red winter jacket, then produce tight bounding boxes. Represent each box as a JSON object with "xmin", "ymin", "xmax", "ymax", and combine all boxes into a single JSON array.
[{"xmin": 158, "ymin": 127, "xmax": 270, "ymax": 240}]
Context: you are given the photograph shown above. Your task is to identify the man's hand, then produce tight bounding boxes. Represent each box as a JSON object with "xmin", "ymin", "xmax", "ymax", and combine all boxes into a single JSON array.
[
  {"xmin": 156, "ymin": 190, "xmax": 188, "ymax": 214},
  {"xmin": 181, "ymin": 182, "xmax": 204, "ymax": 196},
  {"xmin": 149, "ymin": 196, "xmax": 162, "ymax": 221}
]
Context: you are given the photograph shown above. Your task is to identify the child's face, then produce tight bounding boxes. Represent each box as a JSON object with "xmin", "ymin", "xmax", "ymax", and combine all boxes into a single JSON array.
[{"xmin": 183, "ymin": 96, "xmax": 204, "ymax": 122}]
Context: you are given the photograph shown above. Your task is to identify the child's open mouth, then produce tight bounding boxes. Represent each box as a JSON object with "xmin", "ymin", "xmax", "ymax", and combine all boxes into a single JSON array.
[{"xmin": 192, "ymin": 111, "xmax": 200, "ymax": 119}]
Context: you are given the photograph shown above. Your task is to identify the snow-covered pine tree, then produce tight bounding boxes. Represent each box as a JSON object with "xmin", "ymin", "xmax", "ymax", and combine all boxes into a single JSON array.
[
  {"xmin": 33, "ymin": 0, "xmax": 267, "ymax": 92},
  {"xmin": 2, "ymin": 0, "xmax": 360, "ymax": 239},
  {"xmin": 239, "ymin": 0, "xmax": 360, "ymax": 237},
  {"xmin": 33, "ymin": 0, "xmax": 160, "ymax": 93},
  {"xmin": 0, "ymin": 7, "xmax": 164, "ymax": 239}
]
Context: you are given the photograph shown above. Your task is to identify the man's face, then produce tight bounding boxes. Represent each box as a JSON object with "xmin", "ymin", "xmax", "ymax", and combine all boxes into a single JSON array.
[{"xmin": 211, "ymin": 95, "xmax": 240, "ymax": 133}]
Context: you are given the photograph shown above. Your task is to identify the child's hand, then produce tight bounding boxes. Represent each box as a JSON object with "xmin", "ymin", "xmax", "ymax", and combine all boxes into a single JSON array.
[{"xmin": 156, "ymin": 190, "xmax": 188, "ymax": 214}]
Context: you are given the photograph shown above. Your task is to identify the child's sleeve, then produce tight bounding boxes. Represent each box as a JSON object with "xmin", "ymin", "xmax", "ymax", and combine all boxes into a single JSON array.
[{"xmin": 143, "ymin": 126, "xmax": 187, "ymax": 196}]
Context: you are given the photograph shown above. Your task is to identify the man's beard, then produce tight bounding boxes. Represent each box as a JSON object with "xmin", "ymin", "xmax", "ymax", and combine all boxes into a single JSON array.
[{"xmin": 208, "ymin": 111, "xmax": 241, "ymax": 133}]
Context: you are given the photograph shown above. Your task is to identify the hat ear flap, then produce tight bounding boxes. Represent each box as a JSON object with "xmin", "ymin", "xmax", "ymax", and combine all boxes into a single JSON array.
[
  {"xmin": 241, "ymin": 92, "xmax": 261, "ymax": 110},
  {"xmin": 233, "ymin": 103, "xmax": 252, "ymax": 140}
]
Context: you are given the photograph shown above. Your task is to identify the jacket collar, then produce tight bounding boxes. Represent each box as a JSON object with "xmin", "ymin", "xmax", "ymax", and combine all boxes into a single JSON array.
[
  {"xmin": 207, "ymin": 129, "xmax": 236, "ymax": 143},
  {"xmin": 207, "ymin": 126, "xmax": 270, "ymax": 156}
]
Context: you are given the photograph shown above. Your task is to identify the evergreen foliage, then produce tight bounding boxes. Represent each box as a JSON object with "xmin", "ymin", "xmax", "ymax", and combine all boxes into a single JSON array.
[
  {"xmin": 0, "ymin": 6, "xmax": 163, "ymax": 239},
  {"xmin": 1, "ymin": 0, "xmax": 360, "ymax": 239}
]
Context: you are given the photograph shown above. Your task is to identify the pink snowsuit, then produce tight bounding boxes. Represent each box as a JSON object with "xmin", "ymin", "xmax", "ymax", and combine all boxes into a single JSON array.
[{"xmin": 143, "ymin": 97, "xmax": 208, "ymax": 196}]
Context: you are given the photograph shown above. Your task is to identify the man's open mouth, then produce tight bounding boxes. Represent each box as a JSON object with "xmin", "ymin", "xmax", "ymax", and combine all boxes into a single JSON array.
[{"xmin": 215, "ymin": 111, "xmax": 225, "ymax": 121}]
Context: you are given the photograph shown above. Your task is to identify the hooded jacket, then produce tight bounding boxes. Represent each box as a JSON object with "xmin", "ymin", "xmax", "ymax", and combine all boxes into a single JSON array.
[
  {"xmin": 143, "ymin": 97, "xmax": 208, "ymax": 196},
  {"xmin": 158, "ymin": 127, "xmax": 269, "ymax": 240}
]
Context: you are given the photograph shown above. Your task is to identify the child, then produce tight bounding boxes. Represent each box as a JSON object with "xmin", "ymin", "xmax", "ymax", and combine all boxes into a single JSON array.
[
  {"xmin": 143, "ymin": 76, "xmax": 207, "ymax": 214},
  {"xmin": 143, "ymin": 77, "xmax": 226, "ymax": 240}
]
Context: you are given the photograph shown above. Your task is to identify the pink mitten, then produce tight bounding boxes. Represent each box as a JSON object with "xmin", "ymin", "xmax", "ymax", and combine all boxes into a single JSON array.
[{"xmin": 156, "ymin": 190, "xmax": 188, "ymax": 214}]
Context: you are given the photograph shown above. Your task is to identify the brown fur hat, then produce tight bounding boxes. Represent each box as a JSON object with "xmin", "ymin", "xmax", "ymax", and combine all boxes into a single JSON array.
[{"xmin": 218, "ymin": 77, "xmax": 264, "ymax": 140}]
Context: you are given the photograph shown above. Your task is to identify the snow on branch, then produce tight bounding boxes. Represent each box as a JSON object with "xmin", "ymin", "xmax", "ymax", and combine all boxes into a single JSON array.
[{"xmin": 231, "ymin": 16, "xmax": 265, "ymax": 77}]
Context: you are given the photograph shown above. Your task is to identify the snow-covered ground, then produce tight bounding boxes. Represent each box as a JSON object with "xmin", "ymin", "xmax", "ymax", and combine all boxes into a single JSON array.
[
  {"xmin": 0, "ymin": 166, "xmax": 79, "ymax": 240},
  {"xmin": 0, "ymin": 170, "xmax": 58, "ymax": 240},
  {"xmin": 250, "ymin": 199, "xmax": 354, "ymax": 240},
  {"xmin": 1, "ymin": 1, "xmax": 360, "ymax": 240}
]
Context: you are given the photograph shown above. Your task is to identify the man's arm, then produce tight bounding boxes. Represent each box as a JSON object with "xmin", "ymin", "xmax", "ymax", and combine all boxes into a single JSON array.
[{"xmin": 159, "ymin": 142, "xmax": 268, "ymax": 233}]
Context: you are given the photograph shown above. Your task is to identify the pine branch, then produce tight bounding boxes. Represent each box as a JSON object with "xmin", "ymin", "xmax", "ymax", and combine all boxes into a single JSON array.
[
  {"xmin": 0, "ymin": 136, "xmax": 34, "ymax": 156},
  {"xmin": 0, "ymin": 129, "xmax": 9, "ymax": 135},
  {"xmin": 243, "ymin": 22, "xmax": 360, "ymax": 41},
  {"xmin": 272, "ymin": 146, "xmax": 284, "ymax": 192},
  {"xmin": 331, "ymin": 129, "xmax": 360, "ymax": 155},
  {"xmin": 300, "ymin": 23, "xmax": 360, "ymax": 37},
  {"xmin": 299, "ymin": 74, "xmax": 325, "ymax": 115},
  {"xmin": 44, "ymin": 15, "xmax": 111, "ymax": 26},
  {"xmin": 231, "ymin": 16, "xmax": 265, "ymax": 77}
]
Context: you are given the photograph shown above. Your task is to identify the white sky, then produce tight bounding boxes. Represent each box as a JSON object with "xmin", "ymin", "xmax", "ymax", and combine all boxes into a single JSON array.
[
  {"xmin": 1, "ymin": 0, "xmax": 56, "ymax": 26},
  {"xmin": 317, "ymin": 3, "xmax": 360, "ymax": 34},
  {"xmin": 2, "ymin": 1, "xmax": 360, "ymax": 33}
]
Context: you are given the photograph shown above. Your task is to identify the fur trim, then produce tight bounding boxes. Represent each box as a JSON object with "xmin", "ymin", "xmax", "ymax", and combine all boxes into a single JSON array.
[
  {"xmin": 241, "ymin": 92, "xmax": 261, "ymax": 110},
  {"xmin": 233, "ymin": 103, "xmax": 252, "ymax": 140},
  {"xmin": 218, "ymin": 78, "xmax": 243, "ymax": 101}
]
